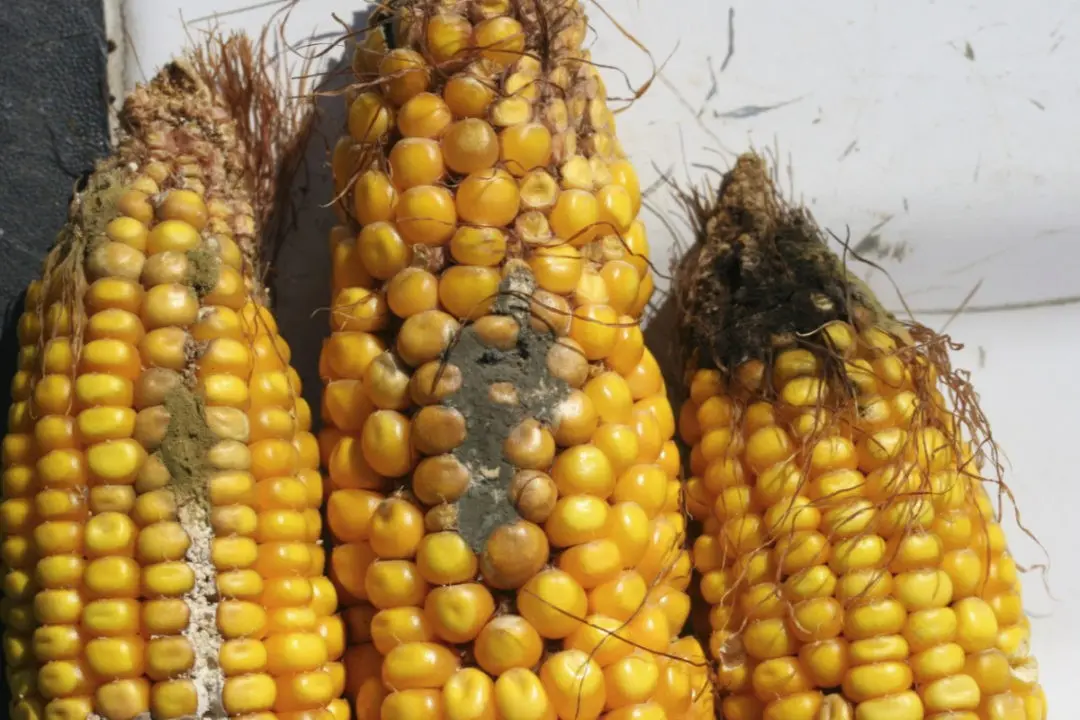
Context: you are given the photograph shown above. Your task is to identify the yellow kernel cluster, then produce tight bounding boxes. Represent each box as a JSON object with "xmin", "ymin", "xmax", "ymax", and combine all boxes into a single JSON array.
[
  {"xmin": 332, "ymin": 6, "xmax": 653, "ymax": 329},
  {"xmin": 1, "ymin": 167, "xmax": 343, "ymax": 717},
  {"xmin": 320, "ymin": 1, "xmax": 712, "ymax": 717},
  {"xmin": 679, "ymin": 323, "xmax": 1048, "ymax": 720}
]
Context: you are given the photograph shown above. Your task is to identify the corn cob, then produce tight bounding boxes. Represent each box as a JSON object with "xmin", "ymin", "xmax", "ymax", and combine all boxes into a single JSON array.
[
  {"xmin": 0, "ymin": 34, "xmax": 347, "ymax": 720},
  {"xmin": 673, "ymin": 154, "xmax": 1047, "ymax": 720},
  {"xmin": 321, "ymin": 1, "xmax": 712, "ymax": 717}
]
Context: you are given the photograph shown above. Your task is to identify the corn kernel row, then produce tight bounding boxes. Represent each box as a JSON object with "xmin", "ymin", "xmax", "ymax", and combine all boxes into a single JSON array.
[
  {"xmin": 3, "ymin": 282, "xmax": 50, "ymax": 718},
  {"xmin": 105, "ymin": 170, "xmax": 229, "ymax": 717}
]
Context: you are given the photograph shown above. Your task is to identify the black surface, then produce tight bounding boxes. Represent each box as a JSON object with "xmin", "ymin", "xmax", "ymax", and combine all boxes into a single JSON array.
[
  {"xmin": 0, "ymin": 0, "xmax": 110, "ymax": 708},
  {"xmin": 0, "ymin": 0, "xmax": 111, "ymax": 318}
]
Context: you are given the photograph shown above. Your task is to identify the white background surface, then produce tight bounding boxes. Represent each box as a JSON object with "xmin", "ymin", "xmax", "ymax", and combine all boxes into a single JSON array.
[{"xmin": 123, "ymin": 0, "xmax": 1079, "ymax": 708}]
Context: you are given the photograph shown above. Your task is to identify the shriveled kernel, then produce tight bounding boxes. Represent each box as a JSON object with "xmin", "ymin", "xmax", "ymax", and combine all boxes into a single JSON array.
[{"xmin": 518, "ymin": 169, "xmax": 560, "ymax": 211}]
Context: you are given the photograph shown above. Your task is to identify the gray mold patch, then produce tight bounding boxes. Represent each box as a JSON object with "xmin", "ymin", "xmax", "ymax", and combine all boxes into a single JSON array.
[{"xmin": 442, "ymin": 270, "xmax": 570, "ymax": 553}]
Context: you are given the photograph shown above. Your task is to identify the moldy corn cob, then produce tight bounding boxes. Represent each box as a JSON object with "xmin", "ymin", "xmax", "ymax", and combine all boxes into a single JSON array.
[
  {"xmin": 0, "ymin": 35, "xmax": 347, "ymax": 720},
  {"xmin": 674, "ymin": 154, "xmax": 1047, "ymax": 720},
  {"xmin": 321, "ymin": 1, "xmax": 711, "ymax": 717}
]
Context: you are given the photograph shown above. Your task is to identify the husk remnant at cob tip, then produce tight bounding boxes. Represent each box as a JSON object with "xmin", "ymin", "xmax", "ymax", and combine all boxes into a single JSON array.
[
  {"xmin": 673, "ymin": 152, "xmax": 1048, "ymax": 718},
  {"xmin": 674, "ymin": 153, "xmax": 905, "ymax": 371},
  {"xmin": 6, "ymin": 25, "xmax": 314, "ymax": 720},
  {"xmin": 673, "ymin": 152, "xmax": 1034, "ymax": 526},
  {"xmin": 41, "ymin": 24, "xmax": 313, "ymax": 365}
]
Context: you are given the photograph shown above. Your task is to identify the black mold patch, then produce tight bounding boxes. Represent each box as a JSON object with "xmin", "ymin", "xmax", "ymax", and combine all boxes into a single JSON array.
[{"xmin": 675, "ymin": 154, "xmax": 896, "ymax": 374}]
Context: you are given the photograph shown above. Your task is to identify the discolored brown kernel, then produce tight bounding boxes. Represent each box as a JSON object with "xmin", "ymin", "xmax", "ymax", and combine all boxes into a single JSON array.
[
  {"xmin": 546, "ymin": 338, "xmax": 589, "ymax": 388},
  {"xmin": 503, "ymin": 418, "xmax": 556, "ymax": 470},
  {"xmin": 508, "ymin": 470, "xmax": 558, "ymax": 523},
  {"xmin": 425, "ymin": 503, "xmax": 459, "ymax": 532},
  {"xmin": 410, "ymin": 361, "xmax": 463, "ymax": 405},
  {"xmin": 412, "ymin": 454, "xmax": 471, "ymax": 505},
  {"xmin": 412, "ymin": 406, "xmax": 468, "ymax": 455},
  {"xmin": 480, "ymin": 520, "xmax": 549, "ymax": 590}
]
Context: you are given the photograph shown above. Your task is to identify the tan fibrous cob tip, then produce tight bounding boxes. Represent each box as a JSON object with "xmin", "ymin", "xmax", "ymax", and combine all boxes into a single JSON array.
[
  {"xmin": 673, "ymin": 153, "xmax": 1048, "ymax": 720},
  {"xmin": 320, "ymin": 0, "xmax": 713, "ymax": 718},
  {"xmin": 0, "ymin": 31, "xmax": 348, "ymax": 720}
]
